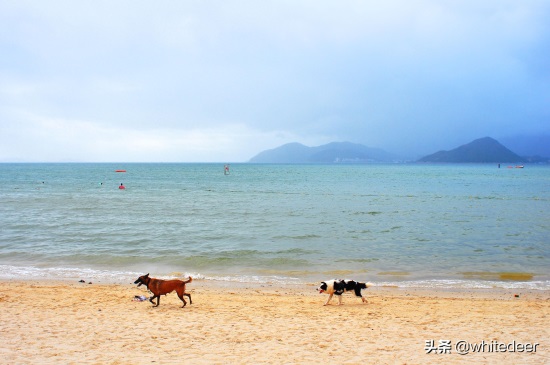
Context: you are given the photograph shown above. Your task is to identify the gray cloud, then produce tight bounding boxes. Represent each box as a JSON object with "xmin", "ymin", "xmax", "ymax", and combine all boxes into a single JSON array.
[{"xmin": 1, "ymin": 0, "xmax": 549, "ymax": 161}]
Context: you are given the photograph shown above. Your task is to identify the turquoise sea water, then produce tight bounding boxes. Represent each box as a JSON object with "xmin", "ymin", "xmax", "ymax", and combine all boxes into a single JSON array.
[{"xmin": 0, "ymin": 163, "xmax": 548, "ymax": 289}]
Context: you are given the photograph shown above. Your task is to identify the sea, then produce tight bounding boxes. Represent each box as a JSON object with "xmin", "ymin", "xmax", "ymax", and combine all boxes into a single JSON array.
[{"xmin": 0, "ymin": 163, "xmax": 548, "ymax": 290}]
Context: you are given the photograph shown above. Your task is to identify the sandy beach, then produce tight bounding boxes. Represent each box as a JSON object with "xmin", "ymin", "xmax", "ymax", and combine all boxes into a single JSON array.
[{"xmin": 1, "ymin": 279, "xmax": 548, "ymax": 364}]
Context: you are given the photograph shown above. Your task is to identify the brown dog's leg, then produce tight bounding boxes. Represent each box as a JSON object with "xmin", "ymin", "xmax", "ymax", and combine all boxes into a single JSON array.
[
  {"xmin": 149, "ymin": 295, "xmax": 160, "ymax": 307},
  {"xmin": 176, "ymin": 288, "xmax": 190, "ymax": 308}
]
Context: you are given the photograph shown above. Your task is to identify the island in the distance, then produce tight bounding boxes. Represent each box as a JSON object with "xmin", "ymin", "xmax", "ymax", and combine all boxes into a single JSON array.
[
  {"xmin": 249, "ymin": 137, "xmax": 544, "ymax": 163},
  {"xmin": 417, "ymin": 137, "xmax": 526, "ymax": 163}
]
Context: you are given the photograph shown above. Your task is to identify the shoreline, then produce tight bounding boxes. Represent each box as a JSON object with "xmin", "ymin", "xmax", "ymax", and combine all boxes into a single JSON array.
[
  {"xmin": 2, "ymin": 279, "xmax": 548, "ymax": 364},
  {"xmin": 4, "ymin": 274, "xmax": 550, "ymax": 301},
  {"xmin": 1, "ymin": 263, "xmax": 548, "ymax": 292}
]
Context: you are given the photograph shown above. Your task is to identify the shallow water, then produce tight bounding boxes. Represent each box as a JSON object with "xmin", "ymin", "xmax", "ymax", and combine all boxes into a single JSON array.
[{"xmin": 0, "ymin": 163, "xmax": 548, "ymax": 289}]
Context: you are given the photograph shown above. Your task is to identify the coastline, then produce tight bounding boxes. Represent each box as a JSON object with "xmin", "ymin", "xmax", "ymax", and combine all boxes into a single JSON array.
[
  {"xmin": 1, "ymin": 279, "xmax": 548, "ymax": 364},
  {"xmin": 1, "ymin": 263, "xmax": 547, "ymax": 292}
]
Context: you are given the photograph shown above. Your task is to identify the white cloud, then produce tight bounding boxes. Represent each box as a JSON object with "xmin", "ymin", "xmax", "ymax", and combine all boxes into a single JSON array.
[
  {"xmin": 0, "ymin": 109, "xmax": 313, "ymax": 162},
  {"xmin": 0, "ymin": 0, "xmax": 549, "ymax": 161}
]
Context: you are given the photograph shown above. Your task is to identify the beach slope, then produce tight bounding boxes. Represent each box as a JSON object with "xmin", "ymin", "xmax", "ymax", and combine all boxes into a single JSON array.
[{"xmin": 0, "ymin": 281, "xmax": 548, "ymax": 364}]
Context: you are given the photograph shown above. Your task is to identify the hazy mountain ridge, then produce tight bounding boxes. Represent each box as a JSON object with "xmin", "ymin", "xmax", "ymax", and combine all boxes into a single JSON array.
[
  {"xmin": 418, "ymin": 137, "xmax": 526, "ymax": 163},
  {"xmin": 249, "ymin": 137, "xmax": 549, "ymax": 163},
  {"xmin": 249, "ymin": 142, "xmax": 402, "ymax": 163}
]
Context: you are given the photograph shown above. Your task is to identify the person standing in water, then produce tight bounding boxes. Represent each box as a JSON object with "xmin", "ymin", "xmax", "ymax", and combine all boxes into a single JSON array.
[{"xmin": 119, "ymin": 183, "xmax": 125, "ymax": 189}]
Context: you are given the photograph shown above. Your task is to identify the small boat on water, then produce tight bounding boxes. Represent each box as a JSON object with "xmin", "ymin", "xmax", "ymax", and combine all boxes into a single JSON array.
[{"xmin": 115, "ymin": 170, "xmax": 126, "ymax": 173}]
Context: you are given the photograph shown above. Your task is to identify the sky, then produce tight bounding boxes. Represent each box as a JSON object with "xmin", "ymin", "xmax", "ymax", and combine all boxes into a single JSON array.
[{"xmin": 1, "ymin": 0, "xmax": 549, "ymax": 162}]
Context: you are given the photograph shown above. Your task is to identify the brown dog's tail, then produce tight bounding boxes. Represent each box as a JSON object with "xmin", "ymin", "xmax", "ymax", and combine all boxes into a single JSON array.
[{"xmin": 185, "ymin": 276, "xmax": 193, "ymax": 284}]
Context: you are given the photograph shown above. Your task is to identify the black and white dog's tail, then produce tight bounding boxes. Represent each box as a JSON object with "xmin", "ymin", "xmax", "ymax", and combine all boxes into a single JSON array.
[{"xmin": 354, "ymin": 281, "xmax": 374, "ymax": 296}]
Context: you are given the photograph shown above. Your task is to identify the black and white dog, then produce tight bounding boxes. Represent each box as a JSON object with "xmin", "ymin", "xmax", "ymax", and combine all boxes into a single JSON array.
[{"xmin": 318, "ymin": 279, "xmax": 373, "ymax": 305}]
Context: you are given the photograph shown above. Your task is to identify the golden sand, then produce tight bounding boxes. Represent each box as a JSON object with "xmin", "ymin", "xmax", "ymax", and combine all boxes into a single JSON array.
[{"xmin": 1, "ymin": 280, "xmax": 548, "ymax": 364}]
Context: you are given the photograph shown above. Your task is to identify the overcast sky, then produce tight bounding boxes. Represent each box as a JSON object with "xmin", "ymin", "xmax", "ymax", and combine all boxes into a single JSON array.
[{"xmin": 1, "ymin": 0, "xmax": 549, "ymax": 162}]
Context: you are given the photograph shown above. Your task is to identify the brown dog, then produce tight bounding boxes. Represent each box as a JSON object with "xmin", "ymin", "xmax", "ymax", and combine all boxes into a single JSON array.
[{"xmin": 134, "ymin": 273, "xmax": 192, "ymax": 308}]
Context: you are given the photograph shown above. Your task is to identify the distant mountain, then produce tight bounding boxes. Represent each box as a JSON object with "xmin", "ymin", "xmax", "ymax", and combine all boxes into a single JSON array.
[
  {"xmin": 418, "ymin": 137, "xmax": 526, "ymax": 163},
  {"xmin": 249, "ymin": 142, "xmax": 401, "ymax": 163},
  {"xmin": 499, "ymin": 135, "xmax": 550, "ymax": 159}
]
